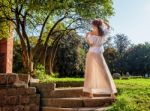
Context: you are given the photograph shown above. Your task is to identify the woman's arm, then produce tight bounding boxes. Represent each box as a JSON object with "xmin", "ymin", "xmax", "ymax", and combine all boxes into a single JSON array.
[
  {"xmin": 85, "ymin": 32, "xmax": 93, "ymax": 46},
  {"xmin": 104, "ymin": 21, "xmax": 110, "ymax": 29}
]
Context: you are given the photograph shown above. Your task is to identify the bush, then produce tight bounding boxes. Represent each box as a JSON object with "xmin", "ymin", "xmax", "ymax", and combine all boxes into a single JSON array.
[
  {"xmin": 34, "ymin": 64, "xmax": 47, "ymax": 80},
  {"xmin": 34, "ymin": 64, "xmax": 58, "ymax": 82}
]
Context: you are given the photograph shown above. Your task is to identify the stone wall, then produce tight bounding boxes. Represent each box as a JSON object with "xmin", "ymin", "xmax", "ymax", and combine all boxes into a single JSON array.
[{"xmin": 0, "ymin": 74, "xmax": 40, "ymax": 111}]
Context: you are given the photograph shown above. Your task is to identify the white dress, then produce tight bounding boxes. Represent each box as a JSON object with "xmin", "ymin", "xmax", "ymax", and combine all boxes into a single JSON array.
[{"xmin": 83, "ymin": 33, "xmax": 117, "ymax": 94}]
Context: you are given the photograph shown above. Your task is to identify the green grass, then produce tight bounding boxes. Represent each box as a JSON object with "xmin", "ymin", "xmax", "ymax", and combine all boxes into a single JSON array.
[
  {"xmin": 109, "ymin": 79, "xmax": 150, "ymax": 111},
  {"xmin": 45, "ymin": 77, "xmax": 84, "ymax": 82}
]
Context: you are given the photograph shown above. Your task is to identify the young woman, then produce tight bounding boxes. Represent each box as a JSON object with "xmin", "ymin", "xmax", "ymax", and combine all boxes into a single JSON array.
[{"xmin": 83, "ymin": 19, "xmax": 117, "ymax": 98}]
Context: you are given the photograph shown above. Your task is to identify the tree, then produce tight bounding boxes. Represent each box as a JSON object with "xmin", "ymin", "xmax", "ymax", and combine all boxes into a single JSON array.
[
  {"xmin": 0, "ymin": 4, "xmax": 11, "ymax": 39},
  {"xmin": 104, "ymin": 47, "xmax": 118, "ymax": 73},
  {"xmin": 104, "ymin": 36, "xmax": 114, "ymax": 49},
  {"xmin": 113, "ymin": 34, "xmax": 131, "ymax": 74},
  {"xmin": 124, "ymin": 42, "xmax": 150, "ymax": 76},
  {"xmin": 114, "ymin": 34, "xmax": 131, "ymax": 55},
  {"xmin": 13, "ymin": 38, "xmax": 24, "ymax": 72},
  {"xmin": 53, "ymin": 31, "xmax": 85, "ymax": 77},
  {"xmin": 0, "ymin": 0, "xmax": 114, "ymax": 74}
]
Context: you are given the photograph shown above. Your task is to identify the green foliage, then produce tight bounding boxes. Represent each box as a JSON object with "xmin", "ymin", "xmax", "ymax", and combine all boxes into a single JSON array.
[
  {"xmin": 104, "ymin": 34, "xmax": 131, "ymax": 74},
  {"xmin": 0, "ymin": 21, "xmax": 9, "ymax": 39},
  {"xmin": 13, "ymin": 32, "xmax": 150, "ymax": 77},
  {"xmin": 104, "ymin": 47, "xmax": 118, "ymax": 72},
  {"xmin": 0, "ymin": 0, "xmax": 13, "ymax": 39},
  {"xmin": 123, "ymin": 42, "xmax": 150, "ymax": 75},
  {"xmin": 34, "ymin": 64, "xmax": 59, "ymax": 82},
  {"xmin": 13, "ymin": 39, "xmax": 24, "ymax": 72},
  {"xmin": 114, "ymin": 34, "xmax": 131, "ymax": 54},
  {"xmin": 103, "ymin": 34, "xmax": 150, "ymax": 76},
  {"xmin": 1, "ymin": 0, "xmax": 114, "ymax": 73},
  {"xmin": 34, "ymin": 64, "xmax": 53, "ymax": 82},
  {"xmin": 54, "ymin": 32, "xmax": 86, "ymax": 77},
  {"xmin": 34, "ymin": 64, "xmax": 47, "ymax": 80},
  {"xmin": 0, "ymin": 0, "xmax": 114, "ymax": 33},
  {"xmin": 112, "ymin": 34, "xmax": 131, "ymax": 74}
]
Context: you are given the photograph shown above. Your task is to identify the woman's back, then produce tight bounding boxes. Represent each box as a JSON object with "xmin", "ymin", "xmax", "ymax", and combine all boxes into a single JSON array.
[{"xmin": 86, "ymin": 34, "xmax": 107, "ymax": 53}]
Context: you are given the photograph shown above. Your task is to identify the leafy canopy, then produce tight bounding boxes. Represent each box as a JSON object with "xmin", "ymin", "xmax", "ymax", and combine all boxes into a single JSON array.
[{"xmin": 0, "ymin": 0, "xmax": 114, "ymax": 39}]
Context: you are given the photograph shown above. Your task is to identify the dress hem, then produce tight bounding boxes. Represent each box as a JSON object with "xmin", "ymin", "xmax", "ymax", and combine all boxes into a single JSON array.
[{"xmin": 83, "ymin": 87, "xmax": 117, "ymax": 94}]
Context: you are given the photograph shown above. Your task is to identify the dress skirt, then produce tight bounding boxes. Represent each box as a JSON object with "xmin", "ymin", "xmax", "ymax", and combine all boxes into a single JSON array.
[{"xmin": 83, "ymin": 51, "xmax": 117, "ymax": 94}]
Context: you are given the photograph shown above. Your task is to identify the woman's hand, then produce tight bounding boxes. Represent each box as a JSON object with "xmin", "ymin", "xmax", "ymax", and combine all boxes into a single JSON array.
[
  {"xmin": 85, "ymin": 32, "xmax": 93, "ymax": 46},
  {"xmin": 99, "ymin": 19, "xmax": 110, "ymax": 29}
]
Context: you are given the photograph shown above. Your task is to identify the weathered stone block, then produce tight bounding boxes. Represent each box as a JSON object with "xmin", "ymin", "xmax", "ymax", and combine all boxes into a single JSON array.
[
  {"xmin": 7, "ymin": 74, "xmax": 17, "ymax": 84},
  {"xmin": 18, "ymin": 74, "xmax": 30, "ymax": 84},
  {"xmin": 24, "ymin": 105, "xmax": 30, "ymax": 111},
  {"xmin": 19, "ymin": 95, "xmax": 30, "ymax": 105},
  {"xmin": 26, "ymin": 87, "xmax": 36, "ymax": 95},
  {"xmin": 14, "ymin": 105, "xmax": 24, "ymax": 111},
  {"xmin": 29, "ymin": 104, "xmax": 39, "ymax": 111},
  {"xmin": 0, "ymin": 89, "xmax": 7, "ymax": 96},
  {"xmin": 17, "ymin": 87, "xmax": 27, "ymax": 95},
  {"xmin": 83, "ymin": 97, "xmax": 114, "ymax": 107},
  {"xmin": 0, "ymin": 96, "xmax": 6, "ymax": 106},
  {"xmin": 30, "ymin": 94, "xmax": 40, "ymax": 105},
  {"xmin": 13, "ymin": 81, "xmax": 28, "ymax": 88},
  {"xmin": 6, "ymin": 96, "xmax": 18, "ymax": 105},
  {"xmin": 7, "ymin": 88, "xmax": 17, "ymax": 96},
  {"xmin": 30, "ymin": 83, "xmax": 55, "ymax": 92},
  {"xmin": 30, "ymin": 77, "xmax": 39, "ymax": 83},
  {"xmin": 0, "ymin": 74, "xmax": 7, "ymax": 85},
  {"xmin": 1, "ymin": 107, "xmax": 10, "ymax": 111}
]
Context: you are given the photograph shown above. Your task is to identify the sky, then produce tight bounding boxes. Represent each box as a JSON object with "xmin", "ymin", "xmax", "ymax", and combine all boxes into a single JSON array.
[{"xmin": 109, "ymin": 0, "xmax": 150, "ymax": 44}]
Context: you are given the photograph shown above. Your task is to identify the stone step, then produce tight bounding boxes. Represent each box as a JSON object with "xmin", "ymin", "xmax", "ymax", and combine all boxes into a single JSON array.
[
  {"xmin": 30, "ymin": 83, "xmax": 55, "ymax": 93},
  {"xmin": 42, "ymin": 106, "xmax": 112, "ymax": 111},
  {"xmin": 56, "ymin": 81, "xmax": 83, "ymax": 87},
  {"xmin": 42, "ymin": 97, "xmax": 115, "ymax": 108},
  {"xmin": 42, "ymin": 87, "xmax": 111, "ymax": 98}
]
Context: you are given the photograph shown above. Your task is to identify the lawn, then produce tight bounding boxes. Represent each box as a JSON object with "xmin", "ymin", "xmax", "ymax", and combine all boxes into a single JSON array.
[
  {"xmin": 38, "ymin": 75, "xmax": 150, "ymax": 111},
  {"xmin": 109, "ymin": 79, "xmax": 150, "ymax": 111}
]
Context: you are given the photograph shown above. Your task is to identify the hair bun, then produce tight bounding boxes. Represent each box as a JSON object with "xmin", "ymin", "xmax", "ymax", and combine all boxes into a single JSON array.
[
  {"xmin": 92, "ymin": 19, "xmax": 105, "ymax": 36},
  {"xmin": 92, "ymin": 19, "xmax": 102, "ymax": 26}
]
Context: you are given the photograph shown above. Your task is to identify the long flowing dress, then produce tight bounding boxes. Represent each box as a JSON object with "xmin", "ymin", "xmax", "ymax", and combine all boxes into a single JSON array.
[{"xmin": 83, "ymin": 33, "xmax": 117, "ymax": 94}]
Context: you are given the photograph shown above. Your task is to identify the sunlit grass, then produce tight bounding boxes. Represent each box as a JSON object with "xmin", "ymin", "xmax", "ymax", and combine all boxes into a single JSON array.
[{"xmin": 109, "ymin": 79, "xmax": 150, "ymax": 111}]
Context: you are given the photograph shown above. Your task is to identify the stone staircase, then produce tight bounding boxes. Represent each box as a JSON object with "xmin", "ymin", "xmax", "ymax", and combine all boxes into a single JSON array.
[{"xmin": 31, "ymin": 83, "xmax": 116, "ymax": 111}]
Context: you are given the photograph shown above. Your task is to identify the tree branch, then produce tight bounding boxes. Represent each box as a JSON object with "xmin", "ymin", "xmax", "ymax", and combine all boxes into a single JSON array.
[
  {"xmin": 32, "ymin": 13, "xmax": 51, "ymax": 56},
  {"xmin": 44, "ymin": 15, "xmax": 67, "ymax": 47}
]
